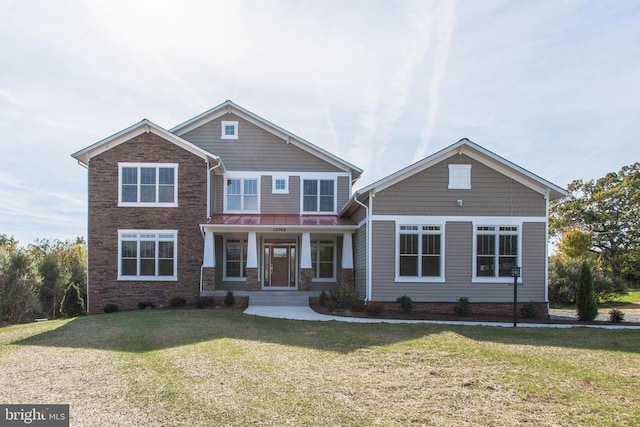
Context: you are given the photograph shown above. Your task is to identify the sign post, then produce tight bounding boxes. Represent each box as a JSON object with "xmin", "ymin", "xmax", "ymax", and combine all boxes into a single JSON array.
[{"xmin": 511, "ymin": 266, "xmax": 521, "ymax": 327}]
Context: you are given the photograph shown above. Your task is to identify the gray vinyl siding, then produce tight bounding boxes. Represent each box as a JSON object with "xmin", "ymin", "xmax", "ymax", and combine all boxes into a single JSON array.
[
  {"xmin": 181, "ymin": 113, "xmax": 342, "ymax": 172},
  {"xmin": 349, "ymin": 203, "xmax": 367, "ymax": 225},
  {"xmin": 261, "ymin": 176, "xmax": 301, "ymax": 214},
  {"xmin": 370, "ymin": 220, "xmax": 546, "ymax": 303},
  {"xmin": 354, "ymin": 224, "xmax": 367, "ymax": 299},
  {"xmin": 373, "ymin": 155, "xmax": 545, "ymax": 217}
]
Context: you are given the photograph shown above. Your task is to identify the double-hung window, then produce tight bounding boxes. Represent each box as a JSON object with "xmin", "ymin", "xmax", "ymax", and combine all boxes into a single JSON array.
[
  {"xmin": 224, "ymin": 239, "xmax": 247, "ymax": 279},
  {"xmin": 475, "ymin": 226, "xmax": 519, "ymax": 279},
  {"xmin": 119, "ymin": 163, "xmax": 178, "ymax": 207},
  {"xmin": 226, "ymin": 178, "xmax": 259, "ymax": 212},
  {"xmin": 310, "ymin": 240, "xmax": 335, "ymax": 281},
  {"xmin": 302, "ymin": 179, "xmax": 335, "ymax": 213},
  {"xmin": 118, "ymin": 230, "xmax": 177, "ymax": 280},
  {"xmin": 397, "ymin": 225, "xmax": 443, "ymax": 281}
]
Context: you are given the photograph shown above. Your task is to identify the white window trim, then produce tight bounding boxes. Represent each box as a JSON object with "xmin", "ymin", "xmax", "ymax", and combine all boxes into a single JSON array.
[
  {"xmin": 472, "ymin": 224, "xmax": 522, "ymax": 283},
  {"xmin": 223, "ymin": 175, "xmax": 261, "ymax": 213},
  {"xmin": 272, "ymin": 176, "xmax": 289, "ymax": 194},
  {"xmin": 221, "ymin": 121, "xmax": 238, "ymax": 139},
  {"xmin": 311, "ymin": 238, "xmax": 337, "ymax": 282},
  {"xmin": 117, "ymin": 229, "xmax": 178, "ymax": 281},
  {"xmin": 223, "ymin": 237, "xmax": 248, "ymax": 281},
  {"xmin": 394, "ymin": 222, "xmax": 446, "ymax": 283},
  {"xmin": 300, "ymin": 177, "xmax": 337, "ymax": 215},
  {"xmin": 449, "ymin": 164, "xmax": 472, "ymax": 189},
  {"xmin": 118, "ymin": 163, "xmax": 179, "ymax": 207}
]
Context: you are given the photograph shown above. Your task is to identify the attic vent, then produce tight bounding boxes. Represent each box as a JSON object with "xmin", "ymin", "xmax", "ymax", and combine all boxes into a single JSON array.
[
  {"xmin": 448, "ymin": 164, "xmax": 471, "ymax": 189},
  {"xmin": 221, "ymin": 121, "xmax": 238, "ymax": 140}
]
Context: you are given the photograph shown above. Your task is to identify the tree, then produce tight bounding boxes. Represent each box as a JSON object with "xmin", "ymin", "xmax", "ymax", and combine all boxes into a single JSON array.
[
  {"xmin": 550, "ymin": 162, "xmax": 640, "ymax": 286},
  {"xmin": 576, "ymin": 262, "xmax": 598, "ymax": 321},
  {"xmin": 0, "ymin": 246, "xmax": 41, "ymax": 324},
  {"xmin": 60, "ymin": 283, "xmax": 84, "ymax": 318}
]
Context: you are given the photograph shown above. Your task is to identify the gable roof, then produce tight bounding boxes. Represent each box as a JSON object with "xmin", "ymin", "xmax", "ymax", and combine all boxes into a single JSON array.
[
  {"xmin": 170, "ymin": 100, "xmax": 363, "ymax": 180},
  {"xmin": 341, "ymin": 138, "xmax": 569, "ymax": 215},
  {"xmin": 71, "ymin": 119, "xmax": 224, "ymax": 170}
]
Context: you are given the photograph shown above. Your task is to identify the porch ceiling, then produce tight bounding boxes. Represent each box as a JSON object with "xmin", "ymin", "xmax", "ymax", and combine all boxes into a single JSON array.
[{"xmin": 202, "ymin": 214, "xmax": 357, "ymax": 230}]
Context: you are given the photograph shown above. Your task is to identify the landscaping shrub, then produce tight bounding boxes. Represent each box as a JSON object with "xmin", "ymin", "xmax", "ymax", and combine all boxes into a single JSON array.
[
  {"xmin": 224, "ymin": 291, "xmax": 235, "ymax": 307},
  {"xmin": 576, "ymin": 262, "xmax": 598, "ymax": 321},
  {"xmin": 520, "ymin": 301, "xmax": 539, "ymax": 319},
  {"xmin": 351, "ymin": 300, "xmax": 365, "ymax": 312},
  {"xmin": 103, "ymin": 303, "xmax": 119, "ymax": 313},
  {"xmin": 609, "ymin": 308, "xmax": 625, "ymax": 323},
  {"xmin": 196, "ymin": 297, "xmax": 214, "ymax": 309},
  {"xmin": 365, "ymin": 302, "xmax": 384, "ymax": 316},
  {"xmin": 138, "ymin": 301, "xmax": 156, "ymax": 310},
  {"xmin": 319, "ymin": 291, "xmax": 329, "ymax": 307},
  {"xmin": 325, "ymin": 299, "xmax": 338, "ymax": 312},
  {"xmin": 59, "ymin": 283, "xmax": 85, "ymax": 318},
  {"xmin": 396, "ymin": 295, "xmax": 413, "ymax": 314},
  {"xmin": 331, "ymin": 284, "xmax": 355, "ymax": 309},
  {"xmin": 453, "ymin": 297, "xmax": 471, "ymax": 317},
  {"xmin": 169, "ymin": 296, "xmax": 187, "ymax": 308}
]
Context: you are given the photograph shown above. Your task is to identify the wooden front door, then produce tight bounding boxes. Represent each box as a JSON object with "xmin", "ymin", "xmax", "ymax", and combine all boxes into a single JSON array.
[{"xmin": 263, "ymin": 243, "xmax": 296, "ymax": 288}]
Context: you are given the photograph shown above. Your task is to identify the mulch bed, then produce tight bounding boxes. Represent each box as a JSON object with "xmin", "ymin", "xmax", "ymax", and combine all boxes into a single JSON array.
[{"xmin": 310, "ymin": 304, "xmax": 640, "ymax": 326}]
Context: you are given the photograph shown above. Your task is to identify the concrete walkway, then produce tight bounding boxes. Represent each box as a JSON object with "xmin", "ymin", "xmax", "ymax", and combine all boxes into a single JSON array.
[{"xmin": 244, "ymin": 305, "xmax": 640, "ymax": 329}]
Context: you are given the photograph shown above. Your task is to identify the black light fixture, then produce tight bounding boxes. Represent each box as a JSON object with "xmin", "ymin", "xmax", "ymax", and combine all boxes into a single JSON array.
[{"xmin": 511, "ymin": 266, "xmax": 521, "ymax": 327}]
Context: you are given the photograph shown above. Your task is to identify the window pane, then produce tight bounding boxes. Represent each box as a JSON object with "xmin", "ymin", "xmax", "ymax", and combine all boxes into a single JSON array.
[
  {"xmin": 227, "ymin": 244, "xmax": 241, "ymax": 261},
  {"xmin": 319, "ymin": 245, "xmax": 333, "ymax": 262},
  {"xmin": 140, "ymin": 259, "xmax": 155, "ymax": 276},
  {"xmin": 140, "ymin": 168, "xmax": 156, "ymax": 185},
  {"xmin": 158, "ymin": 185, "xmax": 174, "ymax": 203},
  {"xmin": 121, "ymin": 241, "xmax": 137, "ymax": 258},
  {"xmin": 477, "ymin": 235, "xmax": 495, "ymax": 255},
  {"xmin": 158, "ymin": 168, "xmax": 174, "ymax": 185},
  {"xmin": 158, "ymin": 241, "xmax": 173, "ymax": 259},
  {"xmin": 121, "ymin": 259, "xmax": 137, "ymax": 276},
  {"xmin": 244, "ymin": 179, "xmax": 257, "ymax": 195},
  {"xmin": 499, "ymin": 256, "xmax": 517, "ymax": 277},
  {"xmin": 400, "ymin": 256, "xmax": 418, "ymax": 276},
  {"xmin": 227, "ymin": 262, "xmax": 240, "ymax": 277},
  {"xmin": 140, "ymin": 185, "xmax": 156, "ymax": 203},
  {"xmin": 499, "ymin": 235, "xmax": 518, "ymax": 256},
  {"xmin": 227, "ymin": 195, "xmax": 241, "ymax": 211},
  {"xmin": 477, "ymin": 256, "xmax": 495, "ymax": 277},
  {"xmin": 225, "ymin": 124, "xmax": 235, "ymax": 136},
  {"xmin": 122, "ymin": 167, "xmax": 137, "ymax": 184},
  {"xmin": 319, "ymin": 263, "xmax": 333, "ymax": 278},
  {"xmin": 319, "ymin": 195, "xmax": 334, "ymax": 212},
  {"xmin": 303, "ymin": 195, "xmax": 317, "ymax": 212},
  {"xmin": 422, "ymin": 256, "xmax": 440, "ymax": 277},
  {"xmin": 227, "ymin": 179, "xmax": 241, "ymax": 195},
  {"xmin": 319, "ymin": 180, "xmax": 334, "ymax": 196},
  {"xmin": 400, "ymin": 234, "xmax": 418, "ymax": 255},
  {"xmin": 158, "ymin": 259, "xmax": 174, "ymax": 276},
  {"xmin": 422, "ymin": 235, "xmax": 440, "ymax": 255},
  {"xmin": 122, "ymin": 185, "xmax": 137, "ymax": 202},
  {"xmin": 275, "ymin": 179, "xmax": 285, "ymax": 190},
  {"xmin": 303, "ymin": 180, "xmax": 317, "ymax": 196},
  {"xmin": 244, "ymin": 195, "xmax": 258, "ymax": 211}
]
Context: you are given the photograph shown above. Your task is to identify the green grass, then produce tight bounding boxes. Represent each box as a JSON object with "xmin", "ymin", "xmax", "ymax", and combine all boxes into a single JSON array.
[
  {"xmin": 1, "ymin": 309, "xmax": 639, "ymax": 426},
  {"xmin": 608, "ymin": 288, "xmax": 640, "ymax": 305}
]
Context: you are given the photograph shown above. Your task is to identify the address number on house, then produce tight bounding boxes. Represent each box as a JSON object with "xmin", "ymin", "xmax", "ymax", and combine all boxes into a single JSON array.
[{"xmin": 272, "ymin": 228, "xmax": 287, "ymax": 232}]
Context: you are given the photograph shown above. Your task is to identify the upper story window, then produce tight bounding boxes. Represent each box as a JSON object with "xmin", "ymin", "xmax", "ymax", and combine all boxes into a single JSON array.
[
  {"xmin": 448, "ymin": 164, "xmax": 471, "ymax": 189},
  {"xmin": 119, "ymin": 163, "xmax": 178, "ymax": 207},
  {"xmin": 118, "ymin": 230, "xmax": 177, "ymax": 281},
  {"xmin": 221, "ymin": 121, "xmax": 238, "ymax": 139},
  {"xmin": 272, "ymin": 176, "xmax": 289, "ymax": 194},
  {"xmin": 396, "ymin": 224, "xmax": 444, "ymax": 281},
  {"xmin": 225, "ymin": 178, "xmax": 259, "ymax": 212},
  {"xmin": 474, "ymin": 225, "xmax": 519, "ymax": 281},
  {"xmin": 302, "ymin": 179, "xmax": 335, "ymax": 213}
]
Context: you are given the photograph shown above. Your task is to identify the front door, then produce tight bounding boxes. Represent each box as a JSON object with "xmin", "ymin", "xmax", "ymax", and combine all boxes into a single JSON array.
[{"xmin": 263, "ymin": 243, "xmax": 296, "ymax": 288}]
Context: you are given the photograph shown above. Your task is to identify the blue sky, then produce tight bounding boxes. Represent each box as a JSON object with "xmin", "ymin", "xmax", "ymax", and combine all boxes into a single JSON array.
[{"xmin": 1, "ymin": 0, "xmax": 639, "ymax": 245}]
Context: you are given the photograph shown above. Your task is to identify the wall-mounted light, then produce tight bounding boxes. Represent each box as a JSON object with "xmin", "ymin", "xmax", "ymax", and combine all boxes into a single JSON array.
[{"xmin": 456, "ymin": 199, "xmax": 463, "ymax": 207}]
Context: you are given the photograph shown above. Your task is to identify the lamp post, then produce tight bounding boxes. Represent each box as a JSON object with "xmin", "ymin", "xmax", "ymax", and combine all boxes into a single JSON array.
[{"xmin": 511, "ymin": 266, "xmax": 521, "ymax": 327}]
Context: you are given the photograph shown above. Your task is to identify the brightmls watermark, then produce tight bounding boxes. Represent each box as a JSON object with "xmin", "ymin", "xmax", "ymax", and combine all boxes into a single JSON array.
[{"xmin": 1, "ymin": 405, "xmax": 69, "ymax": 426}]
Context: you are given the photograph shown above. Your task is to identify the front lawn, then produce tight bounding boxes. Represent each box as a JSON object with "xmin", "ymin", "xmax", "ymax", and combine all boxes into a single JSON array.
[{"xmin": 1, "ymin": 309, "xmax": 639, "ymax": 426}]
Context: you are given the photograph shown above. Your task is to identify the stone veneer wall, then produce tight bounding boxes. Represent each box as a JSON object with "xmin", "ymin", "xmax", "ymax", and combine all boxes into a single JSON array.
[{"xmin": 87, "ymin": 132, "xmax": 207, "ymax": 312}]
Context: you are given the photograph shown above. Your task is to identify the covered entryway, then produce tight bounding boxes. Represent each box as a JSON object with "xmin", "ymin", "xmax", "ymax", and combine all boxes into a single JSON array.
[{"xmin": 263, "ymin": 242, "xmax": 296, "ymax": 289}]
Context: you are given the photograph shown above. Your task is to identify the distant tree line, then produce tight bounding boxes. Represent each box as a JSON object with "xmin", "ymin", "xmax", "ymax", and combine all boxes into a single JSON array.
[
  {"xmin": 0, "ymin": 235, "xmax": 86, "ymax": 325},
  {"xmin": 549, "ymin": 162, "xmax": 639, "ymax": 304}
]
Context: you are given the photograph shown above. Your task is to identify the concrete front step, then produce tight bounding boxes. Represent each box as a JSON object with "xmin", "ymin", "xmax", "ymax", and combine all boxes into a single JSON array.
[{"xmin": 248, "ymin": 291, "xmax": 315, "ymax": 307}]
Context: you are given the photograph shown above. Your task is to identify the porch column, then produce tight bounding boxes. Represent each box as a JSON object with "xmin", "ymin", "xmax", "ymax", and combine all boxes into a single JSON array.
[
  {"xmin": 340, "ymin": 232, "xmax": 355, "ymax": 288},
  {"xmin": 202, "ymin": 231, "xmax": 216, "ymax": 291},
  {"xmin": 300, "ymin": 232, "xmax": 313, "ymax": 291},
  {"xmin": 246, "ymin": 232, "xmax": 259, "ymax": 291}
]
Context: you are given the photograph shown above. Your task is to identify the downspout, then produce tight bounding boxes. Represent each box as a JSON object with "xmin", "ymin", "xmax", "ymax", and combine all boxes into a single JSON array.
[
  {"xmin": 354, "ymin": 194, "xmax": 371, "ymax": 304},
  {"xmin": 544, "ymin": 189, "xmax": 550, "ymax": 310},
  {"xmin": 82, "ymin": 157, "xmax": 89, "ymax": 312},
  {"xmin": 201, "ymin": 160, "xmax": 223, "ymax": 292}
]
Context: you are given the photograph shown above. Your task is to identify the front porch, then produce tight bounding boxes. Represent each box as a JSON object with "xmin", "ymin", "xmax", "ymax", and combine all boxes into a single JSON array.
[{"xmin": 199, "ymin": 214, "xmax": 357, "ymax": 294}]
